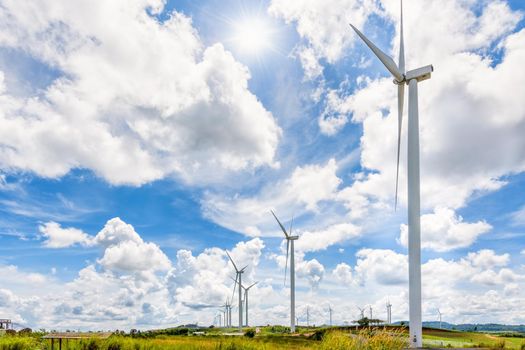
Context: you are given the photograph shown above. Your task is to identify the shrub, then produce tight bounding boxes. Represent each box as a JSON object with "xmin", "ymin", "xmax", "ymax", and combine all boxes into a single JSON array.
[
  {"xmin": 243, "ymin": 329, "xmax": 255, "ymax": 338},
  {"xmin": 310, "ymin": 329, "xmax": 327, "ymax": 341}
]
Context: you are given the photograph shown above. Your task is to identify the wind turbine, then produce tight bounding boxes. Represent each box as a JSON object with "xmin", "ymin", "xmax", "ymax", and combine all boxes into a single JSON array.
[
  {"xmin": 358, "ymin": 307, "xmax": 365, "ymax": 319},
  {"xmin": 243, "ymin": 282, "xmax": 258, "ymax": 326},
  {"xmin": 221, "ymin": 299, "xmax": 232, "ymax": 327},
  {"xmin": 226, "ymin": 252, "xmax": 247, "ymax": 332},
  {"xmin": 369, "ymin": 305, "xmax": 373, "ymax": 320},
  {"xmin": 306, "ymin": 306, "xmax": 310, "ymax": 327},
  {"xmin": 231, "ymin": 277, "xmax": 258, "ymax": 327},
  {"xmin": 328, "ymin": 306, "xmax": 333, "ymax": 327},
  {"xmin": 386, "ymin": 300, "xmax": 392, "ymax": 324},
  {"xmin": 437, "ymin": 309, "xmax": 443, "ymax": 329},
  {"xmin": 271, "ymin": 210, "xmax": 299, "ymax": 333},
  {"xmin": 349, "ymin": 0, "xmax": 432, "ymax": 347}
]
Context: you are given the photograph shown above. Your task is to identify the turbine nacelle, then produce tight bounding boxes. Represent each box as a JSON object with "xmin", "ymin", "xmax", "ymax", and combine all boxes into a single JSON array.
[{"xmin": 405, "ymin": 65, "xmax": 433, "ymax": 83}]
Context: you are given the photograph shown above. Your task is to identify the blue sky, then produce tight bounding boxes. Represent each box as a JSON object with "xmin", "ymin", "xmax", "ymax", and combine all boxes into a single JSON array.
[{"xmin": 0, "ymin": 0, "xmax": 525, "ymax": 330}]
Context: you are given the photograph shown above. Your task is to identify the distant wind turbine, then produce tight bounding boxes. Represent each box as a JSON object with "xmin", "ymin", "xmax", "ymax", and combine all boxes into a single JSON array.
[
  {"xmin": 328, "ymin": 306, "xmax": 333, "ymax": 327},
  {"xmin": 306, "ymin": 306, "xmax": 310, "ymax": 327},
  {"xmin": 271, "ymin": 210, "xmax": 299, "ymax": 333},
  {"xmin": 358, "ymin": 307, "xmax": 365, "ymax": 319},
  {"xmin": 231, "ymin": 277, "xmax": 258, "ymax": 327},
  {"xmin": 349, "ymin": 0, "xmax": 433, "ymax": 346},
  {"xmin": 243, "ymin": 282, "xmax": 258, "ymax": 326},
  {"xmin": 369, "ymin": 305, "xmax": 373, "ymax": 320},
  {"xmin": 437, "ymin": 309, "xmax": 443, "ymax": 329},
  {"xmin": 226, "ymin": 251, "xmax": 247, "ymax": 332},
  {"xmin": 386, "ymin": 300, "xmax": 392, "ymax": 324}
]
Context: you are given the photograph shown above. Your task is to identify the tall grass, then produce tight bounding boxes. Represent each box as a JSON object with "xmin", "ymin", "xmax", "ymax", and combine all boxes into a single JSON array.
[
  {"xmin": 0, "ymin": 336, "xmax": 40, "ymax": 350},
  {"xmin": 318, "ymin": 329, "xmax": 407, "ymax": 350},
  {"xmin": 1, "ymin": 329, "xmax": 408, "ymax": 350}
]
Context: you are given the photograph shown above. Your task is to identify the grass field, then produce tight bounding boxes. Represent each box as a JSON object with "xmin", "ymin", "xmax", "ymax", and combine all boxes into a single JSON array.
[
  {"xmin": 422, "ymin": 327, "xmax": 525, "ymax": 349},
  {"xmin": 1, "ymin": 326, "xmax": 524, "ymax": 349}
]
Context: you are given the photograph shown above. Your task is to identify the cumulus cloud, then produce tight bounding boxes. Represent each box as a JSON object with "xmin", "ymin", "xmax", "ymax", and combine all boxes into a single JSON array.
[
  {"xmin": 271, "ymin": 249, "xmax": 325, "ymax": 289},
  {"xmin": 0, "ymin": 217, "xmax": 271, "ymax": 329},
  {"xmin": 39, "ymin": 221, "xmax": 94, "ymax": 248},
  {"xmin": 332, "ymin": 263, "xmax": 354, "ymax": 285},
  {"xmin": 354, "ymin": 248, "xmax": 408, "ymax": 285},
  {"xmin": 94, "ymin": 218, "xmax": 171, "ymax": 273},
  {"xmin": 0, "ymin": 0, "xmax": 280, "ymax": 185},
  {"xmin": 466, "ymin": 249, "xmax": 510, "ymax": 269},
  {"xmin": 166, "ymin": 238, "xmax": 265, "ymax": 309},
  {"xmin": 202, "ymin": 158, "xmax": 342, "ymax": 237},
  {"xmin": 296, "ymin": 222, "xmax": 361, "ymax": 252},
  {"xmin": 269, "ymin": 0, "xmax": 380, "ymax": 78},
  {"xmin": 398, "ymin": 207, "xmax": 492, "ymax": 252}
]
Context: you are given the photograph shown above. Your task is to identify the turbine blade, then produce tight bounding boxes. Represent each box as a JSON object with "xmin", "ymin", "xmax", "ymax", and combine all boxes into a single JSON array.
[
  {"xmin": 349, "ymin": 23, "xmax": 403, "ymax": 82},
  {"xmin": 395, "ymin": 83, "xmax": 404, "ymax": 211},
  {"xmin": 240, "ymin": 265, "xmax": 248, "ymax": 272},
  {"xmin": 226, "ymin": 251, "xmax": 239, "ymax": 272},
  {"xmin": 247, "ymin": 281, "xmax": 258, "ymax": 290},
  {"xmin": 284, "ymin": 239, "xmax": 289, "ymax": 286},
  {"xmin": 289, "ymin": 215, "xmax": 294, "ymax": 235},
  {"xmin": 271, "ymin": 210, "xmax": 290, "ymax": 238},
  {"xmin": 231, "ymin": 275, "xmax": 238, "ymax": 303},
  {"xmin": 399, "ymin": 0, "xmax": 405, "ymax": 73}
]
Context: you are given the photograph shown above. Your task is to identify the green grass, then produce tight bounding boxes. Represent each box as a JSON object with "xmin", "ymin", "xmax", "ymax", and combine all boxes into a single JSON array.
[
  {"xmin": 422, "ymin": 328, "xmax": 525, "ymax": 349},
  {"xmin": 2, "ymin": 327, "xmax": 525, "ymax": 349}
]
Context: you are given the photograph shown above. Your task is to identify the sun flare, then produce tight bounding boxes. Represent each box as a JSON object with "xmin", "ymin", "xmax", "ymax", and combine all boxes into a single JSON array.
[{"xmin": 231, "ymin": 17, "xmax": 274, "ymax": 55}]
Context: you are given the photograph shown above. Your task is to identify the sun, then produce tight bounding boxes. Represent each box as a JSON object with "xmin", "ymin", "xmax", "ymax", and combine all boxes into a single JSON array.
[{"xmin": 230, "ymin": 16, "xmax": 275, "ymax": 56}]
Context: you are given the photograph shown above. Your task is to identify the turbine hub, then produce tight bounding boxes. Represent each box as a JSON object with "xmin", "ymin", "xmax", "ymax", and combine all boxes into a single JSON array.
[{"xmin": 393, "ymin": 75, "xmax": 406, "ymax": 85}]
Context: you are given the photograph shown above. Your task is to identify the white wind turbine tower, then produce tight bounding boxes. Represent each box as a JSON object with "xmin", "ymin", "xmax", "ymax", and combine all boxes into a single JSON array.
[
  {"xmin": 369, "ymin": 305, "xmax": 373, "ymax": 320},
  {"xmin": 437, "ymin": 309, "xmax": 443, "ymax": 329},
  {"xmin": 386, "ymin": 301, "xmax": 392, "ymax": 324},
  {"xmin": 271, "ymin": 210, "xmax": 299, "ymax": 333},
  {"xmin": 306, "ymin": 306, "xmax": 310, "ymax": 327},
  {"xmin": 243, "ymin": 282, "xmax": 258, "ymax": 326},
  {"xmin": 349, "ymin": 0, "xmax": 433, "ymax": 347},
  {"xmin": 328, "ymin": 306, "xmax": 333, "ymax": 327},
  {"xmin": 226, "ymin": 252, "xmax": 247, "ymax": 332}
]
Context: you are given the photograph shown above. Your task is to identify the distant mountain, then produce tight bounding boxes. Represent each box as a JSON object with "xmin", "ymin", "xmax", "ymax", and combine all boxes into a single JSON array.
[{"xmin": 394, "ymin": 321, "xmax": 525, "ymax": 334}]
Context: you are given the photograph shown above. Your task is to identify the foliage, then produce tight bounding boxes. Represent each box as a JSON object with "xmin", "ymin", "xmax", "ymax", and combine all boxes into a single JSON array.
[
  {"xmin": 265, "ymin": 326, "xmax": 290, "ymax": 334},
  {"xmin": 243, "ymin": 329, "xmax": 255, "ymax": 338},
  {"xmin": 310, "ymin": 329, "xmax": 326, "ymax": 341},
  {"xmin": 0, "ymin": 336, "xmax": 40, "ymax": 350}
]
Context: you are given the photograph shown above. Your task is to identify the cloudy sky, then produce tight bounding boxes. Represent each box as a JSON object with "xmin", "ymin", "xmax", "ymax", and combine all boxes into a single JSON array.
[{"xmin": 1, "ymin": 0, "xmax": 525, "ymax": 330}]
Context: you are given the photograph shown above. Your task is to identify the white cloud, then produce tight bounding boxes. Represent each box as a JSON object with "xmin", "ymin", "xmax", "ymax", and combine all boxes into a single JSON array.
[
  {"xmin": 0, "ymin": 0, "xmax": 280, "ymax": 185},
  {"xmin": 94, "ymin": 218, "xmax": 171, "ymax": 273},
  {"xmin": 354, "ymin": 248, "xmax": 408, "ymax": 286},
  {"xmin": 398, "ymin": 207, "xmax": 492, "ymax": 252},
  {"xmin": 296, "ymin": 222, "xmax": 361, "ymax": 252},
  {"xmin": 297, "ymin": 257, "xmax": 325, "ymax": 289},
  {"xmin": 202, "ymin": 158, "xmax": 342, "ymax": 237},
  {"xmin": 466, "ymin": 249, "xmax": 509, "ymax": 269},
  {"xmin": 268, "ymin": 0, "xmax": 380, "ymax": 78},
  {"xmin": 511, "ymin": 205, "xmax": 525, "ymax": 226},
  {"xmin": 332, "ymin": 263, "xmax": 354, "ymax": 285},
  {"xmin": 39, "ymin": 221, "xmax": 94, "ymax": 248}
]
